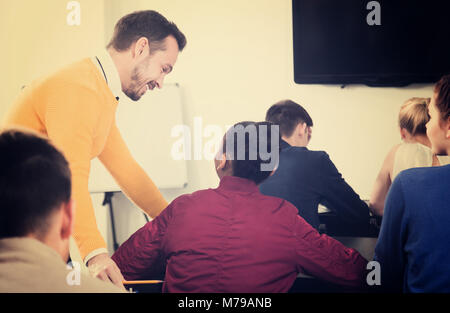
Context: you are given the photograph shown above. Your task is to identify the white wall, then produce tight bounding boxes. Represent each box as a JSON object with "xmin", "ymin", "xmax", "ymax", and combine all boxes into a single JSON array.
[{"xmin": 0, "ymin": 0, "xmax": 106, "ymax": 119}]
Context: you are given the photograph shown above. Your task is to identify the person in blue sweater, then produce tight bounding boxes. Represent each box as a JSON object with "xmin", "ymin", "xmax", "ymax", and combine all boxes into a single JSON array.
[{"xmin": 374, "ymin": 74, "xmax": 450, "ymax": 292}]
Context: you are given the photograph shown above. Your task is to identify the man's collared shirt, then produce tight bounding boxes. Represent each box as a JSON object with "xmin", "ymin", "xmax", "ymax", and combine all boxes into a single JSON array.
[
  {"xmin": 92, "ymin": 49, "xmax": 123, "ymax": 101},
  {"xmin": 82, "ymin": 50, "xmax": 124, "ymax": 264}
]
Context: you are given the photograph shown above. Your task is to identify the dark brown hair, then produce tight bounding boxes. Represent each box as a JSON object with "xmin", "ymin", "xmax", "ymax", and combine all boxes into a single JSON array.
[
  {"xmin": 0, "ymin": 130, "xmax": 71, "ymax": 239},
  {"xmin": 107, "ymin": 10, "xmax": 187, "ymax": 54},
  {"xmin": 222, "ymin": 121, "xmax": 281, "ymax": 184},
  {"xmin": 265, "ymin": 100, "xmax": 313, "ymax": 138},
  {"xmin": 434, "ymin": 74, "xmax": 450, "ymax": 121}
]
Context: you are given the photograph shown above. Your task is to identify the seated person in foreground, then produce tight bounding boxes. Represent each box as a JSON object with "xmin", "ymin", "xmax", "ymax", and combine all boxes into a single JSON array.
[
  {"xmin": 0, "ymin": 129, "xmax": 124, "ymax": 293},
  {"xmin": 259, "ymin": 100, "xmax": 370, "ymax": 230},
  {"xmin": 370, "ymin": 97, "xmax": 450, "ymax": 216},
  {"xmin": 374, "ymin": 75, "xmax": 450, "ymax": 292},
  {"xmin": 112, "ymin": 121, "xmax": 368, "ymax": 293}
]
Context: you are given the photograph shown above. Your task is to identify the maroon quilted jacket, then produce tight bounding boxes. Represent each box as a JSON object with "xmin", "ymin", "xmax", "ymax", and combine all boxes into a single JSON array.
[{"xmin": 112, "ymin": 176, "xmax": 367, "ymax": 292}]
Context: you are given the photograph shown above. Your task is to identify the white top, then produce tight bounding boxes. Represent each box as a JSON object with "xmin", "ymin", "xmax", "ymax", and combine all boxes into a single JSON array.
[{"xmin": 393, "ymin": 143, "xmax": 450, "ymax": 180}]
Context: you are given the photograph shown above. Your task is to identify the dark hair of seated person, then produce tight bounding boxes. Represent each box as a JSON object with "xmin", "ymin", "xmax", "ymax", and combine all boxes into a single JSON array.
[
  {"xmin": 0, "ymin": 129, "xmax": 71, "ymax": 239},
  {"xmin": 265, "ymin": 99, "xmax": 313, "ymax": 138},
  {"xmin": 221, "ymin": 121, "xmax": 281, "ymax": 185}
]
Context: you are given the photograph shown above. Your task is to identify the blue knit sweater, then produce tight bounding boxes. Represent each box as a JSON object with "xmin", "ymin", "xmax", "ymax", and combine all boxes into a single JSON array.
[{"xmin": 374, "ymin": 164, "xmax": 450, "ymax": 292}]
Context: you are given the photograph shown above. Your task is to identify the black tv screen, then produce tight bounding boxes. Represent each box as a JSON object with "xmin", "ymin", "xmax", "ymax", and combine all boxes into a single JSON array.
[{"xmin": 292, "ymin": 0, "xmax": 450, "ymax": 86}]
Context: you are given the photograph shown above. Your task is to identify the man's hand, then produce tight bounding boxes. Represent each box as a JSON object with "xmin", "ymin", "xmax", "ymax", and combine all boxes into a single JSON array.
[{"xmin": 87, "ymin": 253, "xmax": 125, "ymax": 289}]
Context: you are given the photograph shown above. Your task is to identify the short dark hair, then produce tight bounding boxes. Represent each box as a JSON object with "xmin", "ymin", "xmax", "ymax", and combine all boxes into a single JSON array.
[
  {"xmin": 434, "ymin": 74, "xmax": 450, "ymax": 121},
  {"xmin": 265, "ymin": 100, "xmax": 313, "ymax": 138},
  {"xmin": 222, "ymin": 121, "xmax": 281, "ymax": 185},
  {"xmin": 107, "ymin": 10, "xmax": 187, "ymax": 53},
  {"xmin": 0, "ymin": 130, "xmax": 71, "ymax": 239}
]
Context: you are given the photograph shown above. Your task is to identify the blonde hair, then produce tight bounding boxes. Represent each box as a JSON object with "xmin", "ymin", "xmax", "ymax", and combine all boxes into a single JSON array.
[{"xmin": 398, "ymin": 97, "xmax": 430, "ymax": 136}]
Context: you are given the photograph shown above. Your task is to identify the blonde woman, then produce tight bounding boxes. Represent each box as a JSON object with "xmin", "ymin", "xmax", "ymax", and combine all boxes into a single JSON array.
[{"xmin": 369, "ymin": 97, "xmax": 450, "ymax": 216}]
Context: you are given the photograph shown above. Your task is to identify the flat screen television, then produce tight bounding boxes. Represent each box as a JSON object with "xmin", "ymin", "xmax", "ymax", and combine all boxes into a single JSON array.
[{"xmin": 292, "ymin": 0, "xmax": 450, "ymax": 87}]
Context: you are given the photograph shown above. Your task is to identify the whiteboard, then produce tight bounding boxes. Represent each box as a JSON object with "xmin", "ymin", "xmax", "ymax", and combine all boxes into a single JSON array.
[{"xmin": 88, "ymin": 83, "xmax": 188, "ymax": 193}]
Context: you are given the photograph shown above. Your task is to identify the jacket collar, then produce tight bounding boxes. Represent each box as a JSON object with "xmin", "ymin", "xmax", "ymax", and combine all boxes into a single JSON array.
[
  {"xmin": 280, "ymin": 139, "xmax": 308, "ymax": 151},
  {"xmin": 218, "ymin": 176, "xmax": 260, "ymax": 193},
  {"xmin": 280, "ymin": 139, "xmax": 291, "ymax": 150}
]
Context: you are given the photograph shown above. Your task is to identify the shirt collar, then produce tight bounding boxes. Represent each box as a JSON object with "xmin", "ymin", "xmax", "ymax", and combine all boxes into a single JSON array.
[
  {"xmin": 280, "ymin": 139, "xmax": 308, "ymax": 151},
  {"xmin": 93, "ymin": 49, "xmax": 123, "ymax": 101},
  {"xmin": 218, "ymin": 176, "xmax": 260, "ymax": 193},
  {"xmin": 280, "ymin": 139, "xmax": 291, "ymax": 150}
]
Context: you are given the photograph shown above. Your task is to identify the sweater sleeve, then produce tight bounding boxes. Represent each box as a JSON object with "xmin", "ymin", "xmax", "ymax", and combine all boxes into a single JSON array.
[
  {"xmin": 44, "ymin": 84, "xmax": 107, "ymax": 260},
  {"xmin": 373, "ymin": 175, "xmax": 407, "ymax": 292},
  {"xmin": 317, "ymin": 152, "xmax": 370, "ymax": 224},
  {"xmin": 293, "ymin": 214, "xmax": 368, "ymax": 287},
  {"xmin": 98, "ymin": 121, "xmax": 168, "ymax": 218}
]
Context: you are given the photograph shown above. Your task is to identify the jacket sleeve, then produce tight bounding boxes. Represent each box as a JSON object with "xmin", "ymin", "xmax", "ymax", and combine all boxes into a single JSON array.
[
  {"xmin": 293, "ymin": 213, "xmax": 368, "ymax": 287},
  {"xmin": 317, "ymin": 152, "xmax": 370, "ymax": 224},
  {"xmin": 45, "ymin": 84, "xmax": 107, "ymax": 260},
  {"xmin": 98, "ymin": 121, "xmax": 168, "ymax": 218},
  {"xmin": 373, "ymin": 175, "xmax": 407, "ymax": 292},
  {"xmin": 112, "ymin": 200, "xmax": 173, "ymax": 280}
]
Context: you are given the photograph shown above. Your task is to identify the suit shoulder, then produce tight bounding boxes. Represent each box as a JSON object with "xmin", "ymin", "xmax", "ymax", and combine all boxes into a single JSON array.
[
  {"xmin": 303, "ymin": 149, "xmax": 332, "ymax": 165},
  {"xmin": 283, "ymin": 147, "xmax": 327, "ymax": 159}
]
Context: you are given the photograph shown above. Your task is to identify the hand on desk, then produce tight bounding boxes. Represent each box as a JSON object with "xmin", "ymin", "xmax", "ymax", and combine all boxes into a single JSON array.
[{"xmin": 87, "ymin": 253, "xmax": 125, "ymax": 290}]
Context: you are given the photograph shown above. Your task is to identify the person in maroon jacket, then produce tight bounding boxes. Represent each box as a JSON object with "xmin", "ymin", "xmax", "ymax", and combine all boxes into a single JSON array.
[{"xmin": 112, "ymin": 121, "xmax": 368, "ymax": 292}]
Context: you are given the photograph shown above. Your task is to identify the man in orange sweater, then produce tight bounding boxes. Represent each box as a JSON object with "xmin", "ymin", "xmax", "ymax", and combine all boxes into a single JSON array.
[{"xmin": 2, "ymin": 10, "xmax": 186, "ymax": 288}]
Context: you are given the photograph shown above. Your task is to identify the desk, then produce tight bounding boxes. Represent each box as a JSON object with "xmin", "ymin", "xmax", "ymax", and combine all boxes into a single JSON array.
[
  {"xmin": 124, "ymin": 281, "xmax": 163, "ymax": 293},
  {"xmin": 318, "ymin": 202, "xmax": 381, "ymax": 238}
]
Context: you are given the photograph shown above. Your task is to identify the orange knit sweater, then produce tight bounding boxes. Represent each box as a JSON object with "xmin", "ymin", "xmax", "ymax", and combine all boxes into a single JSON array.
[{"xmin": 2, "ymin": 59, "xmax": 168, "ymax": 259}]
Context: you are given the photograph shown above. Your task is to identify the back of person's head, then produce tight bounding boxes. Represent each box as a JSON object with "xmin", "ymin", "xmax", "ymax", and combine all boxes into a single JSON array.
[
  {"xmin": 221, "ymin": 121, "xmax": 281, "ymax": 185},
  {"xmin": 265, "ymin": 100, "xmax": 313, "ymax": 138},
  {"xmin": 0, "ymin": 130, "xmax": 71, "ymax": 240},
  {"xmin": 434, "ymin": 74, "xmax": 450, "ymax": 120},
  {"xmin": 107, "ymin": 10, "xmax": 187, "ymax": 53},
  {"xmin": 398, "ymin": 97, "xmax": 430, "ymax": 136}
]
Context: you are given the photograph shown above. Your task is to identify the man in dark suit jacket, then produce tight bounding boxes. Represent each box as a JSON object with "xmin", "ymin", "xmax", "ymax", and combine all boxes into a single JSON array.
[{"xmin": 259, "ymin": 100, "xmax": 370, "ymax": 231}]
